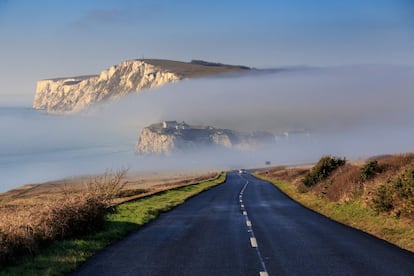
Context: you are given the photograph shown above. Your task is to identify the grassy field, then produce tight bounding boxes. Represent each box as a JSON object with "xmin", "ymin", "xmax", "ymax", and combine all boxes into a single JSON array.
[
  {"xmin": 255, "ymin": 155, "xmax": 414, "ymax": 253},
  {"xmin": 0, "ymin": 172, "xmax": 226, "ymax": 275},
  {"xmin": 142, "ymin": 59, "xmax": 250, "ymax": 78}
]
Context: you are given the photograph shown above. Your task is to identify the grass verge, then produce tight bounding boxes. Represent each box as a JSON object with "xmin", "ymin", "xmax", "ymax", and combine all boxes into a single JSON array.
[
  {"xmin": 254, "ymin": 174, "xmax": 414, "ymax": 253},
  {"xmin": 1, "ymin": 172, "xmax": 226, "ymax": 275}
]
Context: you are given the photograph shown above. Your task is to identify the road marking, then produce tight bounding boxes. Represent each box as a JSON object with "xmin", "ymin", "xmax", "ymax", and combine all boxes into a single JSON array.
[
  {"xmin": 250, "ymin": 237, "xmax": 258, "ymax": 247},
  {"xmin": 238, "ymin": 174, "xmax": 268, "ymax": 276}
]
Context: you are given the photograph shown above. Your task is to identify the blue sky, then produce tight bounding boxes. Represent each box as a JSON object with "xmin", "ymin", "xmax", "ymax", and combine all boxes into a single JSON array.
[{"xmin": 0, "ymin": 0, "xmax": 413, "ymax": 102}]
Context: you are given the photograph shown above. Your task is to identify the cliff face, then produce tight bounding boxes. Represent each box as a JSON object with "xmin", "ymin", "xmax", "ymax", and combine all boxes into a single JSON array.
[
  {"xmin": 33, "ymin": 59, "xmax": 250, "ymax": 114},
  {"xmin": 136, "ymin": 121, "xmax": 274, "ymax": 155},
  {"xmin": 33, "ymin": 60, "xmax": 181, "ymax": 114}
]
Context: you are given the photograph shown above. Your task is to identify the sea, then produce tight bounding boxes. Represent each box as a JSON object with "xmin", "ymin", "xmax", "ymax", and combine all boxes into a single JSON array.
[
  {"xmin": 0, "ymin": 105, "xmax": 275, "ymax": 193},
  {"xmin": 0, "ymin": 106, "xmax": 137, "ymax": 192}
]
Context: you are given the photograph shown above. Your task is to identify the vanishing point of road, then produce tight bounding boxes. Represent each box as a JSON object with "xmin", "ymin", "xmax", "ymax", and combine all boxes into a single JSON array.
[{"xmin": 74, "ymin": 172, "xmax": 414, "ymax": 276}]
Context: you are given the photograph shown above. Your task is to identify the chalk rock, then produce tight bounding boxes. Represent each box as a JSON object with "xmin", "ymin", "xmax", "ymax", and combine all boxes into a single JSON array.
[
  {"xmin": 33, "ymin": 59, "xmax": 250, "ymax": 114},
  {"xmin": 136, "ymin": 121, "xmax": 274, "ymax": 155},
  {"xmin": 33, "ymin": 60, "xmax": 181, "ymax": 114}
]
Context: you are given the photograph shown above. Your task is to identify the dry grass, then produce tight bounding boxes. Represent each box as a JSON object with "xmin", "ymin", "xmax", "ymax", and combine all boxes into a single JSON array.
[
  {"xmin": 112, "ymin": 172, "xmax": 219, "ymax": 204},
  {"xmin": 0, "ymin": 170, "xmax": 127, "ymax": 267},
  {"xmin": 258, "ymin": 153, "xmax": 414, "ymax": 205},
  {"xmin": 141, "ymin": 59, "xmax": 250, "ymax": 78},
  {"xmin": 260, "ymin": 165, "xmax": 310, "ymax": 185},
  {"xmin": 255, "ymin": 153, "xmax": 414, "ymax": 252},
  {"xmin": 0, "ymin": 171, "xmax": 218, "ymax": 206},
  {"xmin": 311, "ymin": 164, "xmax": 362, "ymax": 201},
  {"xmin": 0, "ymin": 170, "xmax": 218, "ymax": 268},
  {"xmin": 255, "ymin": 176, "xmax": 414, "ymax": 253},
  {"xmin": 1, "ymin": 173, "xmax": 226, "ymax": 274}
]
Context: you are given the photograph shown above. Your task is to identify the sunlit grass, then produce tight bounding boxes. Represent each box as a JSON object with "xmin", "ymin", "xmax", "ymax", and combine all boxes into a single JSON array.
[
  {"xmin": 1, "ymin": 173, "xmax": 226, "ymax": 275},
  {"xmin": 254, "ymin": 174, "xmax": 414, "ymax": 253}
]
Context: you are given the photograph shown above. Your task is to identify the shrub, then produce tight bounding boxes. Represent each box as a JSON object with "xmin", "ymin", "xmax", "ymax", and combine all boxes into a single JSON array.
[
  {"xmin": 85, "ymin": 169, "xmax": 128, "ymax": 204},
  {"xmin": 372, "ymin": 164, "xmax": 414, "ymax": 218},
  {"xmin": 372, "ymin": 184, "xmax": 394, "ymax": 213},
  {"xmin": 321, "ymin": 164, "xmax": 362, "ymax": 202},
  {"xmin": 302, "ymin": 155, "xmax": 346, "ymax": 187},
  {"xmin": 0, "ymin": 169, "xmax": 127, "ymax": 268},
  {"xmin": 37, "ymin": 195, "xmax": 108, "ymax": 240},
  {"xmin": 360, "ymin": 160, "xmax": 383, "ymax": 181}
]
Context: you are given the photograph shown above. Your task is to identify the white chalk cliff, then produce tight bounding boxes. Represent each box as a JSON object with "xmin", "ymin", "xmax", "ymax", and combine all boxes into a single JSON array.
[
  {"xmin": 33, "ymin": 59, "xmax": 250, "ymax": 114},
  {"xmin": 136, "ymin": 121, "xmax": 275, "ymax": 155},
  {"xmin": 33, "ymin": 60, "xmax": 181, "ymax": 114}
]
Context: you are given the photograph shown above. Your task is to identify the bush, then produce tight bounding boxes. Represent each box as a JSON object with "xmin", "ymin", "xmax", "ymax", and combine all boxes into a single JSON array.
[
  {"xmin": 372, "ymin": 165, "xmax": 414, "ymax": 218},
  {"xmin": 38, "ymin": 195, "xmax": 108, "ymax": 240},
  {"xmin": 302, "ymin": 155, "xmax": 346, "ymax": 187},
  {"xmin": 0, "ymin": 169, "xmax": 127, "ymax": 268},
  {"xmin": 360, "ymin": 160, "xmax": 383, "ymax": 181},
  {"xmin": 372, "ymin": 184, "xmax": 394, "ymax": 213},
  {"xmin": 319, "ymin": 164, "xmax": 362, "ymax": 202}
]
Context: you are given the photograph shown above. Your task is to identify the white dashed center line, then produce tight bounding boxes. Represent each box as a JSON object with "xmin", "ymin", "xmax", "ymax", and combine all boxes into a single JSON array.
[
  {"xmin": 238, "ymin": 173, "xmax": 269, "ymax": 276},
  {"xmin": 250, "ymin": 237, "xmax": 258, "ymax": 247}
]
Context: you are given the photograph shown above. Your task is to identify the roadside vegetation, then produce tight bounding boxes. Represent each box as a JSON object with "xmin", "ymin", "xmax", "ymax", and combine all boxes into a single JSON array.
[
  {"xmin": 0, "ymin": 170, "xmax": 128, "ymax": 269},
  {"xmin": 302, "ymin": 155, "xmax": 346, "ymax": 187},
  {"xmin": 0, "ymin": 171, "xmax": 225, "ymax": 274},
  {"xmin": 256, "ymin": 153, "xmax": 414, "ymax": 253}
]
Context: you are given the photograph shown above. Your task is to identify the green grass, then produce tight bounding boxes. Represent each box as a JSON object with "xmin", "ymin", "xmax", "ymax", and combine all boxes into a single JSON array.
[
  {"xmin": 254, "ymin": 174, "xmax": 414, "ymax": 253},
  {"xmin": 1, "ymin": 173, "xmax": 226, "ymax": 275}
]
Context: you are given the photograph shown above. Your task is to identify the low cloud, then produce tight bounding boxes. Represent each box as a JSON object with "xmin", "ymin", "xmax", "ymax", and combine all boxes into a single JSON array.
[
  {"xmin": 89, "ymin": 63, "xmax": 414, "ymax": 166},
  {"xmin": 1, "ymin": 64, "xmax": 413, "ymax": 192},
  {"xmin": 97, "ymin": 64, "xmax": 414, "ymax": 134}
]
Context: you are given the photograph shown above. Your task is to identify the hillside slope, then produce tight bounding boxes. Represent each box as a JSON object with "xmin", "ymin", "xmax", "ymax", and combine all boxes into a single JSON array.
[
  {"xmin": 256, "ymin": 153, "xmax": 414, "ymax": 252},
  {"xmin": 33, "ymin": 59, "xmax": 250, "ymax": 114}
]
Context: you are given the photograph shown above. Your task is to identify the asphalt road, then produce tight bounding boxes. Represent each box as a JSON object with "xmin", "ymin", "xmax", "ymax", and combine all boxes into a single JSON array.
[{"xmin": 74, "ymin": 172, "xmax": 414, "ymax": 276}]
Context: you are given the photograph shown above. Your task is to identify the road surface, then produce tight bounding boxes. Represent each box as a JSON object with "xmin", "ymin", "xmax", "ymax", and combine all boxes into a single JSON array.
[{"xmin": 74, "ymin": 172, "xmax": 414, "ymax": 275}]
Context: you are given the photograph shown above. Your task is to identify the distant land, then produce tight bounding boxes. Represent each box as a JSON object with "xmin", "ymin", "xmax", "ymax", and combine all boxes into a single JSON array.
[
  {"xmin": 136, "ymin": 121, "xmax": 312, "ymax": 156},
  {"xmin": 32, "ymin": 59, "xmax": 251, "ymax": 114},
  {"xmin": 136, "ymin": 120, "xmax": 278, "ymax": 155}
]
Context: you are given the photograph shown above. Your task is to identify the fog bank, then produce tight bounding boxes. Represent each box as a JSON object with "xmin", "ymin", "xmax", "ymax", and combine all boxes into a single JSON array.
[
  {"xmin": 97, "ymin": 64, "xmax": 414, "ymax": 132},
  {"xmin": 1, "ymin": 64, "xmax": 413, "ymax": 192}
]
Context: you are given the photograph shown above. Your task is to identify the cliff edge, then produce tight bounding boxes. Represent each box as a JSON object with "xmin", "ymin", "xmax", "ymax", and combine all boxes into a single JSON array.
[
  {"xmin": 33, "ymin": 59, "xmax": 249, "ymax": 114},
  {"xmin": 136, "ymin": 121, "xmax": 274, "ymax": 155}
]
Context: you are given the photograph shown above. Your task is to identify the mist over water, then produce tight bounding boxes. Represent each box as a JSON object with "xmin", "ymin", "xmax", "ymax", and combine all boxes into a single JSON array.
[{"xmin": 1, "ymin": 64, "xmax": 413, "ymax": 192}]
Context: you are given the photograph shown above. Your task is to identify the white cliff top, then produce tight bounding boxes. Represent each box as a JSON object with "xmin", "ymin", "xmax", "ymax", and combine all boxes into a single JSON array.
[{"xmin": 33, "ymin": 59, "xmax": 250, "ymax": 114}]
